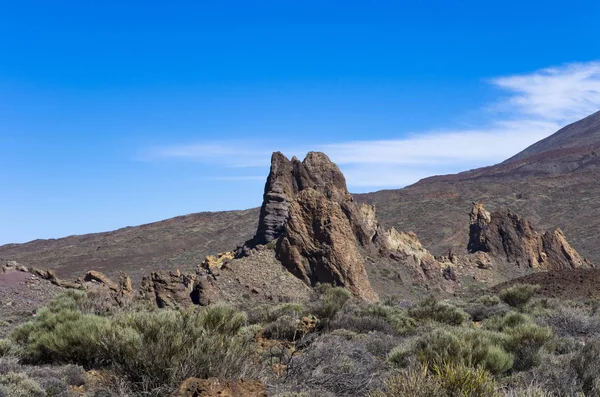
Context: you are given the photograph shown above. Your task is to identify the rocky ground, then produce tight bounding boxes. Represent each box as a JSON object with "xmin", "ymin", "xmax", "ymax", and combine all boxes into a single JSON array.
[{"xmin": 0, "ymin": 267, "xmax": 63, "ymax": 337}]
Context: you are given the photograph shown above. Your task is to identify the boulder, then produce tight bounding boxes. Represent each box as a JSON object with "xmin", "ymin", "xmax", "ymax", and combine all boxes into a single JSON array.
[
  {"xmin": 84, "ymin": 270, "xmax": 119, "ymax": 291},
  {"xmin": 140, "ymin": 271, "xmax": 198, "ymax": 309}
]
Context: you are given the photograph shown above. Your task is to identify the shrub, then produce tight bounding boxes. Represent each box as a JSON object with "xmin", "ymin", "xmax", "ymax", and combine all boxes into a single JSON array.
[
  {"xmin": 411, "ymin": 327, "xmax": 513, "ymax": 374},
  {"xmin": 408, "ymin": 297, "xmax": 469, "ymax": 326},
  {"xmin": 196, "ymin": 304, "xmax": 247, "ymax": 334},
  {"xmin": 369, "ymin": 363, "xmax": 498, "ymax": 397},
  {"xmin": 482, "ymin": 312, "xmax": 554, "ymax": 371},
  {"xmin": 103, "ymin": 305, "xmax": 256, "ymax": 390},
  {"xmin": 499, "ymin": 285, "xmax": 540, "ymax": 309},
  {"xmin": 388, "ymin": 344, "xmax": 412, "ymax": 367},
  {"xmin": 542, "ymin": 305, "xmax": 600, "ymax": 337},
  {"xmin": 0, "ymin": 339, "xmax": 21, "ymax": 358},
  {"xmin": 504, "ymin": 323, "xmax": 553, "ymax": 371},
  {"xmin": 484, "ymin": 312, "xmax": 531, "ymax": 332},
  {"xmin": 520, "ymin": 354, "xmax": 582, "ymax": 396},
  {"xmin": 368, "ymin": 366, "xmax": 441, "ymax": 397},
  {"xmin": 571, "ymin": 340, "xmax": 600, "ymax": 395},
  {"xmin": 465, "ymin": 296, "xmax": 509, "ymax": 322},
  {"xmin": 318, "ymin": 287, "xmax": 353, "ymax": 320},
  {"xmin": 432, "ymin": 362, "xmax": 498, "ymax": 397},
  {"xmin": 285, "ymin": 332, "xmax": 388, "ymax": 396},
  {"xmin": 11, "ymin": 301, "xmax": 259, "ymax": 394},
  {"xmin": 478, "ymin": 295, "xmax": 501, "ymax": 307},
  {"xmin": 11, "ymin": 307, "xmax": 111, "ymax": 366},
  {"xmin": 0, "ymin": 372, "xmax": 45, "ymax": 397},
  {"xmin": 263, "ymin": 315, "xmax": 304, "ymax": 341},
  {"xmin": 330, "ymin": 303, "xmax": 416, "ymax": 336}
]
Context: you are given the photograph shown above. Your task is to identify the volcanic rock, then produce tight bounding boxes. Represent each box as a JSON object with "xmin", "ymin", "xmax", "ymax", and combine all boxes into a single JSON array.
[
  {"xmin": 467, "ymin": 203, "xmax": 590, "ymax": 271},
  {"xmin": 246, "ymin": 152, "xmax": 378, "ymax": 301},
  {"xmin": 84, "ymin": 270, "xmax": 119, "ymax": 291},
  {"xmin": 140, "ymin": 271, "xmax": 198, "ymax": 309},
  {"xmin": 244, "ymin": 151, "xmax": 455, "ymax": 301}
]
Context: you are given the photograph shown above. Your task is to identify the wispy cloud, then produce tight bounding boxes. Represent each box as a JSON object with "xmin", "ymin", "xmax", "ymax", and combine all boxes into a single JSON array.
[
  {"xmin": 490, "ymin": 62, "xmax": 600, "ymax": 123},
  {"xmin": 143, "ymin": 61, "xmax": 600, "ymax": 189}
]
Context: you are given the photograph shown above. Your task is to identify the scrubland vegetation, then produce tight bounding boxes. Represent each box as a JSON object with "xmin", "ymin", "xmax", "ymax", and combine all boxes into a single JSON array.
[{"xmin": 2, "ymin": 284, "xmax": 600, "ymax": 396}]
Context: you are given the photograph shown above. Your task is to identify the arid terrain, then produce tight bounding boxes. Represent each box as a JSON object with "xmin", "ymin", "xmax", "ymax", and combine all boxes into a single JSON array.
[{"xmin": 3, "ymin": 112, "xmax": 600, "ymax": 396}]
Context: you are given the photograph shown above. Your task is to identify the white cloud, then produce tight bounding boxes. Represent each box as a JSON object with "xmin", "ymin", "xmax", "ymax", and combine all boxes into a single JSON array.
[
  {"xmin": 490, "ymin": 62, "xmax": 600, "ymax": 123},
  {"xmin": 144, "ymin": 61, "xmax": 600, "ymax": 189}
]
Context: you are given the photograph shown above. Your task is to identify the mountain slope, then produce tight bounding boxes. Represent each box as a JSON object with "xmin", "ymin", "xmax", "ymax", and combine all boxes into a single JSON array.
[
  {"xmin": 2, "ymin": 111, "xmax": 600, "ymax": 281},
  {"xmin": 356, "ymin": 110, "xmax": 600, "ymax": 262},
  {"xmin": 0, "ymin": 209, "xmax": 259, "ymax": 280},
  {"xmin": 505, "ymin": 110, "xmax": 600, "ymax": 163}
]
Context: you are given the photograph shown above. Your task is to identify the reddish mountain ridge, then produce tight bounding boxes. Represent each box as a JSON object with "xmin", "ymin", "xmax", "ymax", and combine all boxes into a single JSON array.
[{"xmin": 356, "ymin": 110, "xmax": 600, "ymax": 263}]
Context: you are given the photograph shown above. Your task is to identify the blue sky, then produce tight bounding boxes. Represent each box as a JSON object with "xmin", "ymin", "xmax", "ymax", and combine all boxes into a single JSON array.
[{"xmin": 2, "ymin": 1, "xmax": 600, "ymax": 244}]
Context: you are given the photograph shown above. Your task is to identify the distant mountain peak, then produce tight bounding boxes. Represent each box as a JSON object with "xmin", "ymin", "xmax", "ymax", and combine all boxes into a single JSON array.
[{"xmin": 505, "ymin": 110, "xmax": 600, "ymax": 164}]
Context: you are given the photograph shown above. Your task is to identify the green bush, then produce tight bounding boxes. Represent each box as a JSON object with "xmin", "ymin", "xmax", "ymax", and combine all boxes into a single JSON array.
[
  {"xmin": 10, "ymin": 300, "xmax": 258, "ymax": 394},
  {"xmin": 369, "ymin": 366, "xmax": 441, "ymax": 397},
  {"xmin": 432, "ymin": 362, "xmax": 498, "ymax": 397},
  {"xmin": 411, "ymin": 327, "xmax": 513, "ymax": 374},
  {"xmin": 361, "ymin": 304, "xmax": 416, "ymax": 334},
  {"xmin": 0, "ymin": 339, "xmax": 21, "ymax": 358},
  {"xmin": 504, "ymin": 323, "xmax": 553, "ymax": 371},
  {"xmin": 263, "ymin": 315, "xmax": 303, "ymax": 341},
  {"xmin": 104, "ymin": 305, "xmax": 255, "ymax": 389},
  {"xmin": 11, "ymin": 307, "xmax": 110, "ymax": 366},
  {"xmin": 331, "ymin": 303, "xmax": 416, "ymax": 336},
  {"xmin": 499, "ymin": 284, "xmax": 540, "ymax": 309},
  {"xmin": 0, "ymin": 372, "xmax": 45, "ymax": 397},
  {"xmin": 478, "ymin": 295, "xmax": 501, "ymax": 307},
  {"xmin": 369, "ymin": 363, "xmax": 499, "ymax": 397},
  {"xmin": 409, "ymin": 297, "xmax": 469, "ymax": 326},
  {"xmin": 483, "ymin": 312, "xmax": 553, "ymax": 371},
  {"xmin": 484, "ymin": 312, "xmax": 531, "ymax": 332},
  {"xmin": 388, "ymin": 342, "xmax": 411, "ymax": 367},
  {"xmin": 571, "ymin": 340, "xmax": 600, "ymax": 395},
  {"xmin": 317, "ymin": 286, "xmax": 352, "ymax": 320}
]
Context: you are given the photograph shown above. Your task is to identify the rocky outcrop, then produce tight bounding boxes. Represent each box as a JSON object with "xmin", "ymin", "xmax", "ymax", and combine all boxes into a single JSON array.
[
  {"xmin": 200, "ymin": 251, "xmax": 235, "ymax": 271},
  {"xmin": 140, "ymin": 271, "xmax": 198, "ymax": 309},
  {"xmin": 541, "ymin": 228, "xmax": 588, "ymax": 270},
  {"xmin": 242, "ymin": 152, "xmax": 455, "ymax": 302},
  {"xmin": 467, "ymin": 203, "xmax": 590, "ymax": 271},
  {"xmin": 84, "ymin": 270, "xmax": 119, "ymax": 291},
  {"xmin": 245, "ymin": 152, "xmax": 379, "ymax": 302},
  {"xmin": 383, "ymin": 228, "xmax": 446, "ymax": 282},
  {"xmin": 277, "ymin": 188, "xmax": 379, "ymax": 302}
]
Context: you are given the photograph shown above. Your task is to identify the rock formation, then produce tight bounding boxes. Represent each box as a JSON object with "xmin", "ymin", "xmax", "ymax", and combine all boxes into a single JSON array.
[
  {"xmin": 84, "ymin": 270, "xmax": 119, "ymax": 291},
  {"xmin": 467, "ymin": 203, "xmax": 590, "ymax": 271},
  {"xmin": 243, "ymin": 152, "xmax": 379, "ymax": 301},
  {"xmin": 244, "ymin": 152, "xmax": 454, "ymax": 302},
  {"xmin": 383, "ymin": 228, "xmax": 445, "ymax": 282},
  {"xmin": 140, "ymin": 271, "xmax": 199, "ymax": 309}
]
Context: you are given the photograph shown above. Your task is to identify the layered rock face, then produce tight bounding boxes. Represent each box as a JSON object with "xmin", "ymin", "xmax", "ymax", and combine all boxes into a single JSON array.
[
  {"xmin": 467, "ymin": 203, "xmax": 589, "ymax": 271},
  {"xmin": 384, "ymin": 228, "xmax": 445, "ymax": 282},
  {"xmin": 247, "ymin": 152, "xmax": 378, "ymax": 302},
  {"xmin": 245, "ymin": 152, "xmax": 453, "ymax": 302}
]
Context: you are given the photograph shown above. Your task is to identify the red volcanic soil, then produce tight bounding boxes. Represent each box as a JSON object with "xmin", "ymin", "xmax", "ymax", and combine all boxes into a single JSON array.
[
  {"xmin": 492, "ymin": 269, "xmax": 600, "ymax": 300},
  {"xmin": 0, "ymin": 269, "xmax": 64, "ymax": 336}
]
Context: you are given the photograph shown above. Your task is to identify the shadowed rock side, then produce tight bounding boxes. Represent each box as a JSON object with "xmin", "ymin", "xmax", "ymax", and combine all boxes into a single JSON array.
[
  {"xmin": 244, "ymin": 152, "xmax": 454, "ymax": 302},
  {"xmin": 467, "ymin": 203, "xmax": 590, "ymax": 271}
]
